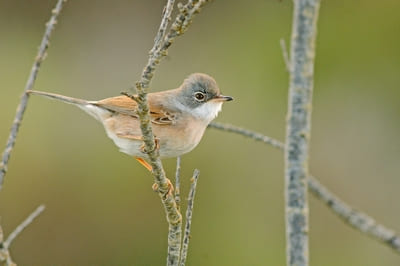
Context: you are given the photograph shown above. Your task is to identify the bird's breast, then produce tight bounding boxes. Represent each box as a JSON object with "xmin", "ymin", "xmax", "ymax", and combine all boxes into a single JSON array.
[
  {"xmin": 154, "ymin": 116, "xmax": 207, "ymax": 158},
  {"xmin": 102, "ymin": 114, "xmax": 207, "ymax": 158}
]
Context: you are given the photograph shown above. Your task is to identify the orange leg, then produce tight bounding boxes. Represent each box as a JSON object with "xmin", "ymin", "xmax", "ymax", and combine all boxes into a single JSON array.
[
  {"xmin": 134, "ymin": 156, "xmax": 173, "ymax": 196},
  {"xmin": 135, "ymin": 157, "xmax": 152, "ymax": 172}
]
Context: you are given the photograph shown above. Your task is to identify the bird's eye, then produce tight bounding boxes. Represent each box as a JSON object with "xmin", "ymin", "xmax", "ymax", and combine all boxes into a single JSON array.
[{"xmin": 194, "ymin": 92, "xmax": 206, "ymax": 102}]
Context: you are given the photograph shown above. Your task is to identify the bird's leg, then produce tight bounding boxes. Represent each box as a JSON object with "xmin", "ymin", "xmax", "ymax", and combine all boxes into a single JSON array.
[
  {"xmin": 134, "ymin": 156, "xmax": 173, "ymax": 196},
  {"xmin": 134, "ymin": 157, "xmax": 152, "ymax": 171},
  {"xmin": 152, "ymin": 178, "xmax": 174, "ymax": 196},
  {"xmin": 139, "ymin": 137, "xmax": 160, "ymax": 153}
]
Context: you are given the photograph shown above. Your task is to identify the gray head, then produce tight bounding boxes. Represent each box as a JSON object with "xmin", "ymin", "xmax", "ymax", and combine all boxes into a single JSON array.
[{"xmin": 176, "ymin": 73, "xmax": 233, "ymax": 122}]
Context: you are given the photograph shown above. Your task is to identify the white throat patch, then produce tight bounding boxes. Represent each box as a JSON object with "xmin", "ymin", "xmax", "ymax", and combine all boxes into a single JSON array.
[{"xmin": 191, "ymin": 101, "xmax": 223, "ymax": 122}]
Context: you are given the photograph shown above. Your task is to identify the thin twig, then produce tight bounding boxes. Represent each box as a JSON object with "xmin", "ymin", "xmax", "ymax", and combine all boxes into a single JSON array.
[
  {"xmin": 179, "ymin": 169, "xmax": 200, "ymax": 266},
  {"xmin": 125, "ymin": 1, "xmax": 211, "ymax": 265},
  {"xmin": 208, "ymin": 122, "xmax": 400, "ymax": 254},
  {"xmin": 175, "ymin": 157, "xmax": 182, "ymax": 212},
  {"xmin": 308, "ymin": 177, "xmax": 400, "ymax": 252},
  {"xmin": 3, "ymin": 205, "xmax": 45, "ymax": 249},
  {"xmin": 0, "ymin": 0, "xmax": 66, "ymax": 189},
  {"xmin": 0, "ymin": 205, "xmax": 45, "ymax": 266},
  {"xmin": 150, "ymin": 0, "xmax": 176, "ymax": 56},
  {"xmin": 0, "ymin": 2, "xmax": 64, "ymax": 264},
  {"xmin": 208, "ymin": 122, "xmax": 284, "ymax": 150},
  {"xmin": 285, "ymin": 0, "xmax": 321, "ymax": 265},
  {"xmin": 280, "ymin": 38, "xmax": 291, "ymax": 72}
]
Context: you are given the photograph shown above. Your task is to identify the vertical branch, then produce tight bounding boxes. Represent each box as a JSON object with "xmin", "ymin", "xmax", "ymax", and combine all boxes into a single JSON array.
[
  {"xmin": 179, "ymin": 169, "xmax": 200, "ymax": 266},
  {"xmin": 175, "ymin": 157, "xmax": 182, "ymax": 211},
  {"xmin": 0, "ymin": 0, "xmax": 66, "ymax": 189},
  {"xmin": 284, "ymin": 0, "xmax": 321, "ymax": 265},
  {"xmin": 123, "ymin": 1, "xmax": 211, "ymax": 265}
]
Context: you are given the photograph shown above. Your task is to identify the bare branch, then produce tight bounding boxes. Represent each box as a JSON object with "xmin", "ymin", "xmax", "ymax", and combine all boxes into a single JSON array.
[
  {"xmin": 308, "ymin": 177, "xmax": 400, "ymax": 252},
  {"xmin": 0, "ymin": 0, "xmax": 67, "ymax": 189},
  {"xmin": 280, "ymin": 38, "xmax": 291, "ymax": 72},
  {"xmin": 0, "ymin": 205, "xmax": 45, "ymax": 266},
  {"xmin": 209, "ymin": 122, "xmax": 400, "ymax": 254},
  {"xmin": 284, "ymin": 0, "xmax": 321, "ymax": 264},
  {"xmin": 3, "ymin": 205, "xmax": 45, "ymax": 249},
  {"xmin": 150, "ymin": 0, "xmax": 176, "ymax": 56},
  {"xmin": 123, "ymin": 1, "xmax": 211, "ymax": 265},
  {"xmin": 180, "ymin": 169, "xmax": 200, "ymax": 266},
  {"xmin": 0, "ymin": 226, "xmax": 15, "ymax": 266},
  {"xmin": 175, "ymin": 157, "xmax": 182, "ymax": 212},
  {"xmin": 208, "ymin": 122, "xmax": 284, "ymax": 150}
]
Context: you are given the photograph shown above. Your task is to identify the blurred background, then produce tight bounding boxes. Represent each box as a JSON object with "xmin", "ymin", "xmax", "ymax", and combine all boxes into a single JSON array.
[{"xmin": 0, "ymin": 0, "xmax": 399, "ymax": 265}]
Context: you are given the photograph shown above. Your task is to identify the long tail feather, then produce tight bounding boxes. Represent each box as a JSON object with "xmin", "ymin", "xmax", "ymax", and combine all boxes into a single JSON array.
[
  {"xmin": 28, "ymin": 90, "xmax": 109, "ymax": 121},
  {"xmin": 27, "ymin": 90, "xmax": 89, "ymax": 106}
]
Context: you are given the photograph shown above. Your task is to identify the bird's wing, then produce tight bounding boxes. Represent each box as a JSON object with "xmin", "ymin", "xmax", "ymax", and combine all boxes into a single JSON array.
[{"xmin": 94, "ymin": 95, "xmax": 176, "ymax": 125}]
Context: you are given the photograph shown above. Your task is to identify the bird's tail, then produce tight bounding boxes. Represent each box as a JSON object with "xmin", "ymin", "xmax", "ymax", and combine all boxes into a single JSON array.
[
  {"xmin": 27, "ymin": 90, "xmax": 89, "ymax": 106},
  {"xmin": 28, "ymin": 90, "xmax": 109, "ymax": 121}
]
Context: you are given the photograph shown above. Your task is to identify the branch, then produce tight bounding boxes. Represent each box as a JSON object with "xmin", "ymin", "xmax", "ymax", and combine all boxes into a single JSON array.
[
  {"xmin": 0, "ymin": 225, "xmax": 14, "ymax": 266},
  {"xmin": 208, "ymin": 122, "xmax": 400, "ymax": 254},
  {"xmin": 124, "ymin": 1, "xmax": 211, "ymax": 265},
  {"xmin": 175, "ymin": 157, "xmax": 182, "ymax": 212},
  {"xmin": 208, "ymin": 122, "xmax": 284, "ymax": 150},
  {"xmin": 179, "ymin": 169, "xmax": 200, "ymax": 266},
  {"xmin": 3, "ymin": 205, "xmax": 46, "ymax": 249},
  {"xmin": 0, "ymin": 1, "xmax": 65, "ymax": 264},
  {"xmin": 284, "ymin": 0, "xmax": 321, "ymax": 265},
  {"xmin": 0, "ymin": 0, "xmax": 66, "ymax": 189},
  {"xmin": 0, "ymin": 205, "xmax": 45, "ymax": 266},
  {"xmin": 308, "ymin": 177, "xmax": 400, "ymax": 252}
]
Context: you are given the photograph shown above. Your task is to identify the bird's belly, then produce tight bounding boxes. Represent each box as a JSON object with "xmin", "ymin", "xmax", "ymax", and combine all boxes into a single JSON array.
[{"xmin": 103, "ymin": 117, "xmax": 207, "ymax": 159}]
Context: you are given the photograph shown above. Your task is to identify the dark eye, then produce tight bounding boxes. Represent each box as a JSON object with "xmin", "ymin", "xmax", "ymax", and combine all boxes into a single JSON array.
[{"xmin": 194, "ymin": 92, "xmax": 206, "ymax": 102}]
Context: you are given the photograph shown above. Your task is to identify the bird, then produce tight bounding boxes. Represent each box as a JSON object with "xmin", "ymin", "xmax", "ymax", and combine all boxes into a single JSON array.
[{"xmin": 28, "ymin": 73, "xmax": 233, "ymax": 171}]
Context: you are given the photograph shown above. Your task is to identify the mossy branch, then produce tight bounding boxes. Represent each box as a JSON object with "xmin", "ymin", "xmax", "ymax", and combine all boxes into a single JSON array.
[
  {"xmin": 123, "ymin": 1, "xmax": 211, "ymax": 265},
  {"xmin": 284, "ymin": 0, "xmax": 321, "ymax": 265}
]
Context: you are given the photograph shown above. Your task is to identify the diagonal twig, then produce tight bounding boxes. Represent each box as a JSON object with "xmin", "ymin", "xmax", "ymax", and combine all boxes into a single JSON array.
[
  {"xmin": 0, "ymin": 1, "xmax": 65, "ymax": 264},
  {"xmin": 0, "ymin": 204, "xmax": 45, "ymax": 266},
  {"xmin": 3, "ymin": 205, "xmax": 46, "ymax": 249},
  {"xmin": 208, "ymin": 121, "xmax": 400, "ymax": 254},
  {"xmin": 0, "ymin": 0, "xmax": 67, "ymax": 189},
  {"xmin": 179, "ymin": 169, "xmax": 200, "ymax": 266}
]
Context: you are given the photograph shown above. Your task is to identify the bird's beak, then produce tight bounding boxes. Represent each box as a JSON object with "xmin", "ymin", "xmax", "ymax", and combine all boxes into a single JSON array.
[{"xmin": 212, "ymin": 95, "xmax": 234, "ymax": 102}]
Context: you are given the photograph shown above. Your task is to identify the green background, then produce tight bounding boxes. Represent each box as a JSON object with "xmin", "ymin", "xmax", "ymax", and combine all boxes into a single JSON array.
[{"xmin": 1, "ymin": 0, "xmax": 399, "ymax": 265}]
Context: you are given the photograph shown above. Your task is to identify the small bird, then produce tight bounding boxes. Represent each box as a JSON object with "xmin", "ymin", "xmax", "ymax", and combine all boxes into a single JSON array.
[{"xmin": 28, "ymin": 73, "xmax": 233, "ymax": 171}]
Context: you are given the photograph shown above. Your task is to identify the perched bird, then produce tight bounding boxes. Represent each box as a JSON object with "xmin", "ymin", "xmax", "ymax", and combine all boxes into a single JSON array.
[{"xmin": 28, "ymin": 73, "xmax": 233, "ymax": 170}]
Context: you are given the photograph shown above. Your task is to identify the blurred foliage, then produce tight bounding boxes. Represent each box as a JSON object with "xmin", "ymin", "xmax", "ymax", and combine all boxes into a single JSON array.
[{"xmin": 0, "ymin": 0, "xmax": 399, "ymax": 265}]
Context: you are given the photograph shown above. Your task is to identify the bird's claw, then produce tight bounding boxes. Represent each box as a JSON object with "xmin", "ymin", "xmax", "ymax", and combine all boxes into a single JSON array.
[{"xmin": 152, "ymin": 178, "xmax": 174, "ymax": 196}]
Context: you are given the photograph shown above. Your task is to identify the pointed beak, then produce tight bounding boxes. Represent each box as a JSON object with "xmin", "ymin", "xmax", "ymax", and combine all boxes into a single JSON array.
[{"xmin": 212, "ymin": 95, "xmax": 234, "ymax": 102}]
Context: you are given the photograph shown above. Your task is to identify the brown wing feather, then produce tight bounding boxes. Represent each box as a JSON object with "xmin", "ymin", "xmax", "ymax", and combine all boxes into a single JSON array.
[{"xmin": 94, "ymin": 95, "xmax": 175, "ymax": 125}]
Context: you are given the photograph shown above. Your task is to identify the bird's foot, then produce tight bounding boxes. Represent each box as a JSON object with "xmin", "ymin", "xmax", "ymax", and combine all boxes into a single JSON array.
[{"xmin": 152, "ymin": 178, "xmax": 174, "ymax": 196}]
